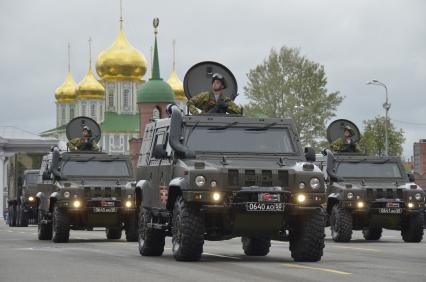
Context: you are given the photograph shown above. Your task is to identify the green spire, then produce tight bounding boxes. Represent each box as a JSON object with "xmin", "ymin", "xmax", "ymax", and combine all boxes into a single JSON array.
[
  {"xmin": 137, "ymin": 18, "xmax": 175, "ymax": 103},
  {"xmin": 151, "ymin": 36, "xmax": 160, "ymax": 79}
]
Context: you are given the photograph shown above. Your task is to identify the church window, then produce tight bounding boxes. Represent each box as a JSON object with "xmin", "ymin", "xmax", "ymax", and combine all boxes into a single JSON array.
[
  {"xmin": 123, "ymin": 89, "xmax": 129, "ymax": 110},
  {"xmin": 91, "ymin": 104, "xmax": 96, "ymax": 118},
  {"xmin": 82, "ymin": 104, "xmax": 87, "ymax": 116},
  {"xmin": 70, "ymin": 107, "xmax": 75, "ymax": 119},
  {"xmin": 61, "ymin": 105, "xmax": 66, "ymax": 121}
]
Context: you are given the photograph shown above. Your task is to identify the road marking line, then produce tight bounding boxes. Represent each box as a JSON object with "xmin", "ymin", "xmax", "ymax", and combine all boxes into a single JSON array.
[
  {"xmin": 282, "ymin": 263, "xmax": 352, "ymax": 275},
  {"xmin": 203, "ymin": 252, "xmax": 241, "ymax": 260},
  {"xmin": 8, "ymin": 230, "xmax": 13, "ymax": 233},
  {"xmin": 330, "ymin": 245, "xmax": 378, "ymax": 252},
  {"xmin": 19, "ymin": 232, "xmax": 26, "ymax": 234}
]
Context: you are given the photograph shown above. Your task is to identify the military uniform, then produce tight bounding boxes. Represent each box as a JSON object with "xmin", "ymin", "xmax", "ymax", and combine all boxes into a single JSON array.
[
  {"xmin": 68, "ymin": 137, "xmax": 99, "ymax": 151},
  {"xmin": 331, "ymin": 138, "xmax": 358, "ymax": 153},
  {"xmin": 187, "ymin": 91, "xmax": 241, "ymax": 115}
]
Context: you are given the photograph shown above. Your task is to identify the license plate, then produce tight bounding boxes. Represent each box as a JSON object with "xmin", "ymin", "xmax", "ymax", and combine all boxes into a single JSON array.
[
  {"xmin": 93, "ymin": 207, "xmax": 117, "ymax": 213},
  {"xmin": 246, "ymin": 202, "xmax": 284, "ymax": 212},
  {"xmin": 379, "ymin": 208, "xmax": 402, "ymax": 214}
]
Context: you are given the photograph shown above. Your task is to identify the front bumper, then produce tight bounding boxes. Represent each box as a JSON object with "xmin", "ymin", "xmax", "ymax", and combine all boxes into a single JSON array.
[
  {"xmin": 183, "ymin": 189, "xmax": 324, "ymax": 236},
  {"xmin": 56, "ymin": 199, "xmax": 136, "ymax": 227}
]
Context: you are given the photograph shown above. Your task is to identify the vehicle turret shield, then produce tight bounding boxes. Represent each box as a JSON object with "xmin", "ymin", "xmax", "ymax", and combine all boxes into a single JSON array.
[
  {"xmin": 66, "ymin": 116, "xmax": 101, "ymax": 143},
  {"xmin": 183, "ymin": 61, "xmax": 238, "ymax": 100},
  {"xmin": 326, "ymin": 119, "xmax": 361, "ymax": 143}
]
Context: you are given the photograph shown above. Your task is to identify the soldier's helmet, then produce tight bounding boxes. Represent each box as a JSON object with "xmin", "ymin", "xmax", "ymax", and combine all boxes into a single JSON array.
[
  {"xmin": 343, "ymin": 125, "xmax": 355, "ymax": 137},
  {"xmin": 211, "ymin": 73, "xmax": 227, "ymax": 89}
]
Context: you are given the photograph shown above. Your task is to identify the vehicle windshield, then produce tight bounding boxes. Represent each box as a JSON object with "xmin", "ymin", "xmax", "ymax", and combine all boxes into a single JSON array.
[
  {"xmin": 185, "ymin": 127, "xmax": 296, "ymax": 154},
  {"xmin": 336, "ymin": 162, "xmax": 402, "ymax": 178},
  {"xmin": 61, "ymin": 160, "xmax": 130, "ymax": 177},
  {"xmin": 25, "ymin": 173, "xmax": 39, "ymax": 185}
]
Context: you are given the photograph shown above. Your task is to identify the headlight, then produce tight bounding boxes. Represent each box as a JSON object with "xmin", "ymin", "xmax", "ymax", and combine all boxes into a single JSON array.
[
  {"xmin": 310, "ymin": 178, "xmax": 320, "ymax": 190},
  {"xmin": 415, "ymin": 193, "xmax": 423, "ymax": 201},
  {"xmin": 212, "ymin": 192, "xmax": 221, "ymax": 202},
  {"xmin": 64, "ymin": 191, "xmax": 70, "ymax": 198},
  {"xmin": 125, "ymin": 200, "xmax": 132, "ymax": 208},
  {"xmin": 407, "ymin": 202, "xmax": 414, "ymax": 208},
  {"xmin": 73, "ymin": 200, "xmax": 81, "ymax": 208},
  {"xmin": 297, "ymin": 194, "xmax": 306, "ymax": 203},
  {"xmin": 357, "ymin": 201, "xmax": 364, "ymax": 208},
  {"xmin": 195, "ymin": 176, "xmax": 206, "ymax": 187},
  {"xmin": 298, "ymin": 182, "xmax": 306, "ymax": 189},
  {"xmin": 347, "ymin": 192, "xmax": 354, "ymax": 200},
  {"xmin": 28, "ymin": 196, "xmax": 34, "ymax": 202}
]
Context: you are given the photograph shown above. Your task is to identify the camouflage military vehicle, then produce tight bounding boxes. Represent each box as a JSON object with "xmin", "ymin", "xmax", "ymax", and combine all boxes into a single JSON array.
[
  {"xmin": 134, "ymin": 62, "xmax": 326, "ymax": 262},
  {"xmin": 8, "ymin": 169, "xmax": 40, "ymax": 227},
  {"xmin": 36, "ymin": 117, "xmax": 138, "ymax": 243},
  {"xmin": 320, "ymin": 120, "xmax": 424, "ymax": 242}
]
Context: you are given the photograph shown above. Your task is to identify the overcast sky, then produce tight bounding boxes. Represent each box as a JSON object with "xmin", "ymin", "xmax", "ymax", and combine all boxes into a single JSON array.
[{"xmin": 0, "ymin": 0, "xmax": 425, "ymax": 158}]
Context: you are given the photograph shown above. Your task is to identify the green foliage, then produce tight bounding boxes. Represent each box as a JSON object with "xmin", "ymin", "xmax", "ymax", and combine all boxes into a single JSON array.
[
  {"xmin": 244, "ymin": 46, "xmax": 343, "ymax": 150},
  {"xmin": 360, "ymin": 116, "xmax": 405, "ymax": 156}
]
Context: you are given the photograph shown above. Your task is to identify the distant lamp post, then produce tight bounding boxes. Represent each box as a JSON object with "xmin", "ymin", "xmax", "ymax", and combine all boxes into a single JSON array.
[{"xmin": 366, "ymin": 79, "xmax": 390, "ymax": 156}]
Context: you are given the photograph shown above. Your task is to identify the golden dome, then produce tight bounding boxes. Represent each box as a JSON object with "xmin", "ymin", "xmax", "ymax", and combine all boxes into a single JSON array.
[
  {"xmin": 167, "ymin": 70, "xmax": 186, "ymax": 100},
  {"xmin": 55, "ymin": 72, "xmax": 78, "ymax": 103},
  {"xmin": 96, "ymin": 29, "xmax": 147, "ymax": 80},
  {"xmin": 78, "ymin": 67, "xmax": 105, "ymax": 100}
]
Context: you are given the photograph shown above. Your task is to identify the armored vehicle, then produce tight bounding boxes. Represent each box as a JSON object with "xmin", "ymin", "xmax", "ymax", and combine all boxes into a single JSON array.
[
  {"xmin": 6, "ymin": 153, "xmax": 44, "ymax": 227},
  {"xmin": 320, "ymin": 120, "xmax": 424, "ymax": 242},
  {"xmin": 135, "ymin": 62, "xmax": 326, "ymax": 262},
  {"xmin": 36, "ymin": 117, "xmax": 138, "ymax": 243}
]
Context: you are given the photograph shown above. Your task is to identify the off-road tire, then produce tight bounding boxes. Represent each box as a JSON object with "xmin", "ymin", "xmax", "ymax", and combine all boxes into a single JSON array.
[
  {"xmin": 289, "ymin": 210, "xmax": 325, "ymax": 262},
  {"xmin": 52, "ymin": 207, "xmax": 70, "ymax": 243},
  {"xmin": 401, "ymin": 213, "xmax": 424, "ymax": 243},
  {"xmin": 106, "ymin": 226, "xmax": 122, "ymax": 240},
  {"xmin": 19, "ymin": 206, "xmax": 28, "ymax": 227},
  {"xmin": 330, "ymin": 205, "xmax": 352, "ymax": 242},
  {"xmin": 125, "ymin": 213, "xmax": 138, "ymax": 242},
  {"xmin": 172, "ymin": 196, "xmax": 204, "ymax": 261},
  {"xmin": 242, "ymin": 236, "xmax": 271, "ymax": 256},
  {"xmin": 38, "ymin": 211, "xmax": 52, "ymax": 240},
  {"xmin": 362, "ymin": 227, "xmax": 382, "ymax": 240},
  {"xmin": 138, "ymin": 208, "xmax": 165, "ymax": 256}
]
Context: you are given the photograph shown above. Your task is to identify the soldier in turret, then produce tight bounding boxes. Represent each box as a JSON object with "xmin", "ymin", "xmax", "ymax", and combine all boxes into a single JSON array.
[
  {"xmin": 67, "ymin": 125, "xmax": 99, "ymax": 151},
  {"xmin": 331, "ymin": 125, "xmax": 359, "ymax": 153},
  {"xmin": 187, "ymin": 73, "xmax": 242, "ymax": 115}
]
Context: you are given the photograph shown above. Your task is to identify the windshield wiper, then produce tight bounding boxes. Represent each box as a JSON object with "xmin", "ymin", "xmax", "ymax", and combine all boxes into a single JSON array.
[
  {"xmin": 76, "ymin": 156, "xmax": 96, "ymax": 162},
  {"xmin": 208, "ymin": 121, "xmax": 239, "ymax": 130},
  {"xmin": 372, "ymin": 159, "xmax": 391, "ymax": 164},
  {"xmin": 347, "ymin": 158, "xmax": 367, "ymax": 163},
  {"xmin": 245, "ymin": 122, "xmax": 277, "ymax": 131}
]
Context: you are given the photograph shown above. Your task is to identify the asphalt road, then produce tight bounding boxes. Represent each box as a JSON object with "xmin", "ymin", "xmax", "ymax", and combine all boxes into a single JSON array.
[{"xmin": 0, "ymin": 222, "xmax": 425, "ymax": 282}]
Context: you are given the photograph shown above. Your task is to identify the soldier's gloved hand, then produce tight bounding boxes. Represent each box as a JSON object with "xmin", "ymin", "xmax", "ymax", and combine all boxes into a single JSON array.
[{"xmin": 217, "ymin": 102, "xmax": 228, "ymax": 110}]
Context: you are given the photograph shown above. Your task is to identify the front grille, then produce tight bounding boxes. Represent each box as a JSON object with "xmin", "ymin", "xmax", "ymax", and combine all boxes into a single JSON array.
[
  {"xmin": 366, "ymin": 188, "xmax": 403, "ymax": 200},
  {"xmin": 245, "ymin": 170, "xmax": 256, "ymax": 186},
  {"xmin": 228, "ymin": 169, "xmax": 239, "ymax": 186},
  {"xmin": 83, "ymin": 187, "xmax": 123, "ymax": 198},
  {"xmin": 261, "ymin": 170, "xmax": 272, "ymax": 186}
]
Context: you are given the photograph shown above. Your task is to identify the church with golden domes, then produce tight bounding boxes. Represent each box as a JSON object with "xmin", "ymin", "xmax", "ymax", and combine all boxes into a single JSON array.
[{"xmin": 42, "ymin": 14, "xmax": 186, "ymax": 155}]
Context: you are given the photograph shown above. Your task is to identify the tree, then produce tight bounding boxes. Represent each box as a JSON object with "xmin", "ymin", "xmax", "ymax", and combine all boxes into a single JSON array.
[
  {"xmin": 360, "ymin": 116, "xmax": 405, "ymax": 157},
  {"xmin": 244, "ymin": 47, "xmax": 343, "ymax": 149}
]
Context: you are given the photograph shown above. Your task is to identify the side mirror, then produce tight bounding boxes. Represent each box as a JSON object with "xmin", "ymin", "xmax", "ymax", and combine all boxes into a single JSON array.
[
  {"xmin": 304, "ymin": 147, "xmax": 316, "ymax": 162},
  {"xmin": 152, "ymin": 144, "xmax": 167, "ymax": 159},
  {"xmin": 408, "ymin": 173, "xmax": 415, "ymax": 182}
]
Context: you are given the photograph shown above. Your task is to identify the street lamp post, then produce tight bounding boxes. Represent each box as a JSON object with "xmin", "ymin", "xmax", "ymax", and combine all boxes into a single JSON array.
[{"xmin": 366, "ymin": 79, "xmax": 390, "ymax": 156}]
